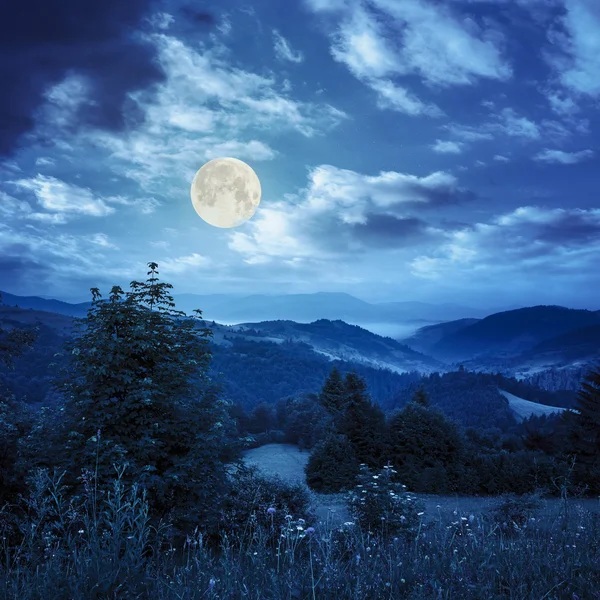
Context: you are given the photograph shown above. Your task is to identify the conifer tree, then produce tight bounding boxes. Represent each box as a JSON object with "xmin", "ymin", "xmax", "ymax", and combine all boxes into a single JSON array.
[
  {"xmin": 412, "ymin": 386, "xmax": 431, "ymax": 407},
  {"xmin": 340, "ymin": 372, "xmax": 387, "ymax": 468},
  {"xmin": 305, "ymin": 433, "xmax": 358, "ymax": 492},
  {"xmin": 388, "ymin": 401, "xmax": 464, "ymax": 492},
  {"xmin": 564, "ymin": 364, "xmax": 600, "ymax": 492},
  {"xmin": 51, "ymin": 262, "xmax": 232, "ymax": 530},
  {"xmin": 318, "ymin": 365, "xmax": 347, "ymax": 420}
]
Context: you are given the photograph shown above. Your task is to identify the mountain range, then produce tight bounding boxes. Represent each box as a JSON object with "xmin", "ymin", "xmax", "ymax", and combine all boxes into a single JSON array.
[
  {"xmin": 0, "ymin": 289, "xmax": 597, "ymax": 385},
  {"xmin": 0, "ymin": 289, "xmax": 507, "ymax": 331}
]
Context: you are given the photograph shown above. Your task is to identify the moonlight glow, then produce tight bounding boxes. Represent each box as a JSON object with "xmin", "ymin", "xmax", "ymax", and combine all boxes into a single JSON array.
[{"xmin": 190, "ymin": 157, "xmax": 262, "ymax": 228}]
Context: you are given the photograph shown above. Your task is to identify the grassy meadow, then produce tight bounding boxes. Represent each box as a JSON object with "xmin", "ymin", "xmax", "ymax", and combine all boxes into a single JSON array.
[{"xmin": 1, "ymin": 443, "xmax": 598, "ymax": 600}]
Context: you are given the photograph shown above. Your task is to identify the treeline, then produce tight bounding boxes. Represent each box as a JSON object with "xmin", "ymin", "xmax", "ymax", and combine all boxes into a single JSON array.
[{"xmin": 261, "ymin": 366, "xmax": 597, "ymax": 498}]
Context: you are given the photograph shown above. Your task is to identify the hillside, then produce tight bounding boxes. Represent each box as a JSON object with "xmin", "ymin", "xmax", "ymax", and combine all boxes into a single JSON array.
[
  {"xmin": 212, "ymin": 319, "xmax": 443, "ymax": 374},
  {"xmin": 431, "ymin": 306, "xmax": 600, "ymax": 361},
  {"xmin": 0, "ymin": 305, "xmax": 424, "ymax": 409},
  {"xmin": 498, "ymin": 389, "xmax": 568, "ymax": 423},
  {"xmin": 401, "ymin": 318, "xmax": 480, "ymax": 354}
]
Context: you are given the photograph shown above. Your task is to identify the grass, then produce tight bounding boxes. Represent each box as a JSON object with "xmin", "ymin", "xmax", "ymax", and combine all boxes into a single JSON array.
[{"xmin": 0, "ymin": 465, "xmax": 599, "ymax": 600}]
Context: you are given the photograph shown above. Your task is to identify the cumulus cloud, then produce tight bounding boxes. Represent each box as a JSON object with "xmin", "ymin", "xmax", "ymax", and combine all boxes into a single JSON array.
[
  {"xmin": 411, "ymin": 206, "xmax": 600, "ymax": 279},
  {"xmin": 432, "ymin": 140, "xmax": 464, "ymax": 154},
  {"xmin": 533, "ymin": 148, "xmax": 594, "ymax": 163},
  {"xmin": 228, "ymin": 164, "xmax": 474, "ymax": 263}
]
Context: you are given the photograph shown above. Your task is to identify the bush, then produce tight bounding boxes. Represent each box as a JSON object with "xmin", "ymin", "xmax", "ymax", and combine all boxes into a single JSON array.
[
  {"xmin": 346, "ymin": 464, "xmax": 425, "ymax": 540},
  {"xmin": 219, "ymin": 464, "xmax": 315, "ymax": 547},
  {"xmin": 486, "ymin": 492, "xmax": 544, "ymax": 537}
]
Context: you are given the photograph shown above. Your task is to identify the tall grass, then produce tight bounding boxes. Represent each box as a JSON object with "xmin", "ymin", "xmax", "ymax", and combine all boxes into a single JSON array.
[{"xmin": 0, "ymin": 468, "xmax": 598, "ymax": 600}]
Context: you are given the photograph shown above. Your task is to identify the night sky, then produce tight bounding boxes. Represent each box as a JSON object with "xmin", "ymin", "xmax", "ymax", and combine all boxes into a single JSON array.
[{"xmin": 1, "ymin": 0, "xmax": 598, "ymax": 308}]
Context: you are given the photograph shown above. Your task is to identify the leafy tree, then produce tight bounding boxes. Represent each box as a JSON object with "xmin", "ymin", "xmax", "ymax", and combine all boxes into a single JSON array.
[{"xmin": 50, "ymin": 262, "xmax": 232, "ymax": 531}]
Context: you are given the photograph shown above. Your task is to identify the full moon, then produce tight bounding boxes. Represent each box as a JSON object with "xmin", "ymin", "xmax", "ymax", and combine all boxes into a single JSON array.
[{"xmin": 190, "ymin": 157, "xmax": 262, "ymax": 228}]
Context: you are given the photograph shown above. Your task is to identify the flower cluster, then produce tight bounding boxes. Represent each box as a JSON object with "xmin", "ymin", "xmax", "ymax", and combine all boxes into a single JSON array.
[{"xmin": 346, "ymin": 464, "xmax": 425, "ymax": 539}]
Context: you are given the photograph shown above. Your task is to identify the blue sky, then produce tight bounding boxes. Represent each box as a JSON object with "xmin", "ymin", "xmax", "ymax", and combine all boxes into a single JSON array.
[{"xmin": 0, "ymin": 0, "xmax": 599, "ymax": 308}]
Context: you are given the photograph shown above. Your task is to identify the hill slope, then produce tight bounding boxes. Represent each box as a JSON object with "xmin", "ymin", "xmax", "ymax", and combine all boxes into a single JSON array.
[{"xmin": 431, "ymin": 306, "xmax": 600, "ymax": 360}]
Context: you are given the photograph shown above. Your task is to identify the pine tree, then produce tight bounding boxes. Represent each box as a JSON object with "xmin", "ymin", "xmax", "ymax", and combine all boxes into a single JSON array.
[
  {"xmin": 51, "ymin": 262, "xmax": 232, "ymax": 531},
  {"xmin": 305, "ymin": 433, "xmax": 359, "ymax": 492},
  {"xmin": 318, "ymin": 365, "xmax": 347, "ymax": 419},
  {"xmin": 564, "ymin": 364, "xmax": 600, "ymax": 492},
  {"xmin": 388, "ymin": 402, "xmax": 465, "ymax": 493},
  {"xmin": 340, "ymin": 372, "xmax": 387, "ymax": 468},
  {"xmin": 412, "ymin": 386, "xmax": 431, "ymax": 407}
]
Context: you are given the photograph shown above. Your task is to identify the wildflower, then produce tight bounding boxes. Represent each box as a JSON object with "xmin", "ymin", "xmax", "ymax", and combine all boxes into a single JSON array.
[
  {"xmin": 418, "ymin": 512, "xmax": 424, "ymax": 516},
  {"xmin": 468, "ymin": 515, "xmax": 475, "ymax": 523},
  {"xmin": 285, "ymin": 515, "xmax": 292, "ymax": 520},
  {"xmin": 267, "ymin": 507, "xmax": 276, "ymax": 515},
  {"xmin": 401, "ymin": 578, "xmax": 405, "ymax": 584},
  {"xmin": 209, "ymin": 578, "xmax": 216, "ymax": 592},
  {"xmin": 298, "ymin": 518, "xmax": 306, "ymax": 525},
  {"xmin": 78, "ymin": 529, "xmax": 84, "ymax": 534},
  {"xmin": 306, "ymin": 527, "xmax": 315, "ymax": 535}
]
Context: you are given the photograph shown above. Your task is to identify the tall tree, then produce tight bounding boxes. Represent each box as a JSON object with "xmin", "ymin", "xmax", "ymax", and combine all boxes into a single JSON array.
[
  {"xmin": 340, "ymin": 372, "xmax": 387, "ymax": 468},
  {"xmin": 412, "ymin": 386, "xmax": 431, "ymax": 407},
  {"xmin": 564, "ymin": 364, "xmax": 600, "ymax": 493},
  {"xmin": 318, "ymin": 366, "xmax": 347, "ymax": 420},
  {"xmin": 51, "ymin": 262, "xmax": 232, "ymax": 530},
  {"xmin": 0, "ymin": 292, "xmax": 39, "ymax": 504}
]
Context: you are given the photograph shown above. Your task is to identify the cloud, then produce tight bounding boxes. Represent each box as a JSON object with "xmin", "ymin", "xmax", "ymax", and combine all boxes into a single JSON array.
[
  {"xmin": 411, "ymin": 205, "xmax": 600, "ymax": 280},
  {"xmin": 304, "ymin": 0, "xmax": 511, "ymax": 115},
  {"xmin": 9, "ymin": 175, "xmax": 160, "ymax": 221},
  {"xmin": 89, "ymin": 233, "xmax": 118, "ymax": 249},
  {"xmin": 13, "ymin": 175, "xmax": 116, "ymax": 218},
  {"xmin": 533, "ymin": 148, "xmax": 594, "ymax": 163},
  {"xmin": 228, "ymin": 164, "xmax": 473, "ymax": 263},
  {"xmin": 159, "ymin": 253, "xmax": 212, "ymax": 275},
  {"xmin": 273, "ymin": 30, "xmax": 304, "ymax": 63},
  {"xmin": 74, "ymin": 34, "xmax": 347, "ymax": 189},
  {"xmin": 432, "ymin": 140, "xmax": 464, "ymax": 154},
  {"xmin": 546, "ymin": 0, "xmax": 600, "ymax": 97},
  {"xmin": 203, "ymin": 140, "xmax": 277, "ymax": 161},
  {"xmin": 0, "ymin": 0, "xmax": 179, "ymax": 157},
  {"xmin": 493, "ymin": 154, "xmax": 510, "ymax": 162}
]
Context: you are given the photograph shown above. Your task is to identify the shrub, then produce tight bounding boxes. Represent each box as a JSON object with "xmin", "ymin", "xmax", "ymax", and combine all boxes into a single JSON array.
[
  {"xmin": 486, "ymin": 492, "xmax": 544, "ymax": 536},
  {"xmin": 219, "ymin": 463, "xmax": 315, "ymax": 548},
  {"xmin": 346, "ymin": 464, "xmax": 424, "ymax": 540}
]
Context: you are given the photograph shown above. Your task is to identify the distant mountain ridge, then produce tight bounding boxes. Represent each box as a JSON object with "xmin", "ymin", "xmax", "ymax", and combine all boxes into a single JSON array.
[
  {"xmin": 426, "ymin": 306, "xmax": 600, "ymax": 360},
  {"xmin": 206, "ymin": 318, "xmax": 444, "ymax": 374},
  {"xmin": 0, "ymin": 289, "xmax": 499, "ymax": 328}
]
